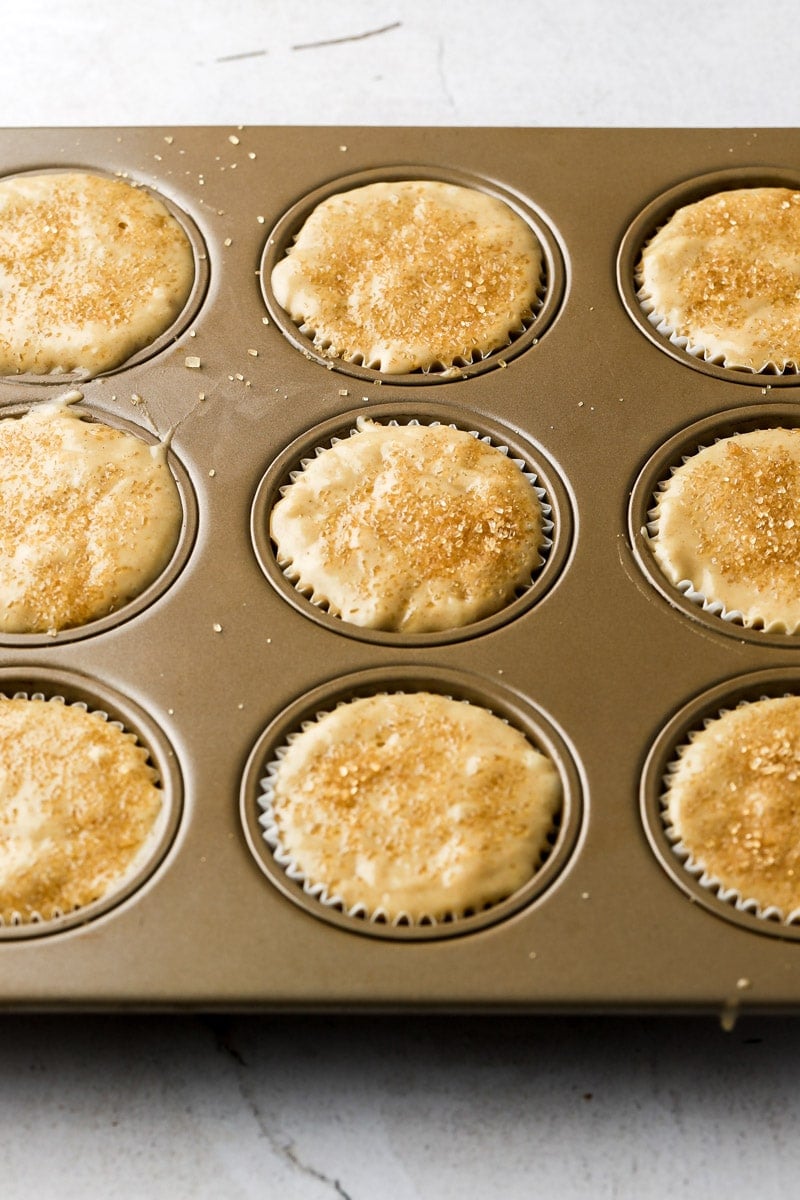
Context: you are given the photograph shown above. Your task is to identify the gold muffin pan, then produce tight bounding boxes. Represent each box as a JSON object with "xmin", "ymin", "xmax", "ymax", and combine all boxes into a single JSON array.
[{"xmin": 4, "ymin": 127, "xmax": 800, "ymax": 1012}]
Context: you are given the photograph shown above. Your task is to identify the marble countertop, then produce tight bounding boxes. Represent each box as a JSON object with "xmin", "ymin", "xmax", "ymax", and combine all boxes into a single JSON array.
[
  {"xmin": 3, "ymin": 3, "xmax": 800, "ymax": 1197},
  {"xmin": 3, "ymin": 0, "xmax": 799, "ymax": 129},
  {"xmin": 5, "ymin": 1010, "xmax": 798, "ymax": 1199}
]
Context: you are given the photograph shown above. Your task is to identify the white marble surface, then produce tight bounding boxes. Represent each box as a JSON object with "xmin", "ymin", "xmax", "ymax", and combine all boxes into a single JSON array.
[
  {"xmin": 3, "ymin": 3, "xmax": 800, "ymax": 1197},
  {"xmin": 4, "ymin": 1012, "xmax": 800, "ymax": 1199},
  {"xmin": 1, "ymin": 0, "xmax": 799, "ymax": 128}
]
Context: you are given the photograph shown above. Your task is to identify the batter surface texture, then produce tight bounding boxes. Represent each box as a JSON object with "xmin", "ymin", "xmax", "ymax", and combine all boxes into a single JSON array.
[
  {"xmin": 0, "ymin": 170, "xmax": 194, "ymax": 375},
  {"xmin": 270, "ymin": 419, "xmax": 545, "ymax": 633},
  {"xmin": 0, "ymin": 400, "xmax": 182, "ymax": 634},
  {"xmin": 639, "ymin": 187, "xmax": 800, "ymax": 372},
  {"xmin": 271, "ymin": 179, "xmax": 542, "ymax": 373},
  {"xmin": 265, "ymin": 691, "xmax": 562, "ymax": 922},
  {"xmin": 650, "ymin": 428, "xmax": 800, "ymax": 632},
  {"xmin": 0, "ymin": 696, "xmax": 162, "ymax": 924},
  {"xmin": 666, "ymin": 696, "xmax": 800, "ymax": 916}
]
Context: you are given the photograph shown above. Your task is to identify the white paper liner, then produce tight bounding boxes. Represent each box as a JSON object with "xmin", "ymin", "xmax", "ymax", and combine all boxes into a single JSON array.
[
  {"xmin": 273, "ymin": 419, "xmax": 554, "ymax": 629},
  {"xmin": 659, "ymin": 696, "xmax": 800, "ymax": 926},
  {"xmin": 635, "ymin": 258, "xmax": 800, "ymax": 376},
  {"xmin": 644, "ymin": 436, "xmax": 800, "ymax": 635},
  {"xmin": 293, "ymin": 259, "xmax": 548, "ymax": 377},
  {"xmin": 257, "ymin": 693, "xmax": 558, "ymax": 928},
  {"xmin": 0, "ymin": 690, "xmax": 167, "ymax": 928}
]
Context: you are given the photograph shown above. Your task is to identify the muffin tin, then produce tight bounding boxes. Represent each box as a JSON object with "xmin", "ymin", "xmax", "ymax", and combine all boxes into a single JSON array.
[{"xmin": 4, "ymin": 126, "xmax": 800, "ymax": 1013}]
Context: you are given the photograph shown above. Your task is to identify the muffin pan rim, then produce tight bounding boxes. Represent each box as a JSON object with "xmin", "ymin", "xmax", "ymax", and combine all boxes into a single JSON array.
[
  {"xmin": 0, "ymin": 400, "xmax": 199, "ymax": 647},
  {"xmin": 259, "ymin": 162, "xmax": 567, "ymax": 385},
  {"xmin": 250, "ymin": 399, "xmax": 575, "ymax": 646},
  {"xmin": 641, "ymin": 667, "xmax": 800, "ymax": 942},
  {"xmin": 239, "ymin": 664, "xmax": 585, "ymax": 942},
  {"xmin": 628, "ymin": 402, "xmax": 800, "ymax": 646},
  {"xmin": 617, "ymin": 164, "xmax": 800, "ymax": 386},
  {"xmin": 0, "ymin": 664, "xmax": 184, "ymax": 942},
  {"xmin": 0, "ymin": 164, "xmax": 211, "ymax": 386}
]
